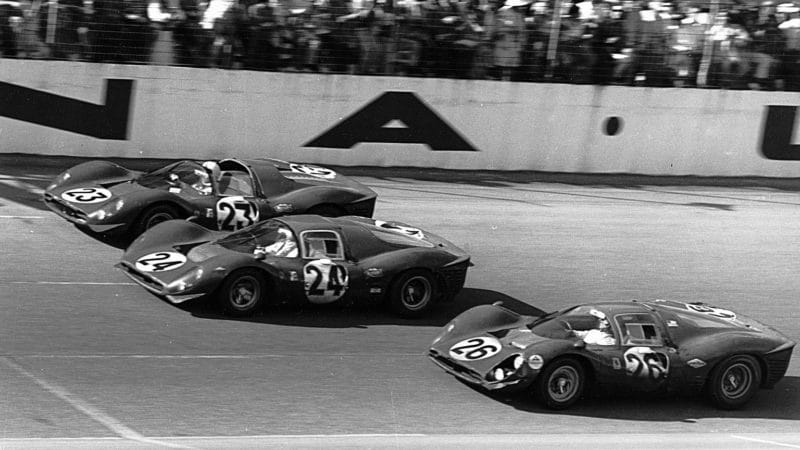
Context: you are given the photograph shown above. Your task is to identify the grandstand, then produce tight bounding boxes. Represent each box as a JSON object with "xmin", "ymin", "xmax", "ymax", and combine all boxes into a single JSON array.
[{"xmin": 0, "ymin": 0, "xmax": 797, "ymax": 89}]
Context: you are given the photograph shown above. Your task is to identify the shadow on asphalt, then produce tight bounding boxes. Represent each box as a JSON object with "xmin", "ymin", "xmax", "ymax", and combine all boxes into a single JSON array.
[
  {"xmin": 471, "ymin": 374, "xmax": 800, "ymax": 422},
  {"xmin": 184, "ymin": 288, "xmax": 546, "ymax": 328}
]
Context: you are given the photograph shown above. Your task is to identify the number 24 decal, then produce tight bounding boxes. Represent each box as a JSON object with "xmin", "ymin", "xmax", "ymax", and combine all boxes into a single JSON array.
[
  {"xmin": 135, "ymin": 252, "xmax": 187, "ymax": 273},
  {"xmin": 449, "ymin": 336, "xmax": 501, "ymax": 361},
  {"xmin": 303, "ymin": 260, "xmax": 349, "ymax": 304}
]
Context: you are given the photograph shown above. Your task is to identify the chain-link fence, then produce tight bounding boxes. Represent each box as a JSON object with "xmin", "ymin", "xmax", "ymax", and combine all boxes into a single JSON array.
[{"xmin": 1, "ymin": 0, "xmax": 798, "ymax": 89}]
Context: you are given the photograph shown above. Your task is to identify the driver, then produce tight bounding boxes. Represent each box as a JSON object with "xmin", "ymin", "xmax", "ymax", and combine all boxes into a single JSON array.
[
  {"xmin": 254, "ymin": 227, "xmax": 298, "ymax": 258},
  {"xmin": 572, "ymin": 309, "xmax": 616, "ymax": 345},
  {"xmin": 192, "ymin": 161, "xmax": 221, "ymax": 195}
]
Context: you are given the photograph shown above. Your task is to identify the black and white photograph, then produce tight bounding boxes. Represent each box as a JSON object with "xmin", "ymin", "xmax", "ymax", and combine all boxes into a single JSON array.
[{"xmin": 0, "ymin": 0, "xmax": 798, "ymax": 447}]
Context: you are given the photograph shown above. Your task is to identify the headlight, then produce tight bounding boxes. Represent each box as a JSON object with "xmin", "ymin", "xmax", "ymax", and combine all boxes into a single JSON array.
[
  {"xmin": 494, "ymin": 368, "xmax": 506, "ymax": 381},
  {"xmin": 431, "ymin": 321, "xmax": 456, "ymax": 345},
  {"xmin": 527, "ymin": 354, "xmax": 544, "ymax": 370},
  {"xmin": 87, "ymin": 199, "xmax": 124, "ymax": 220},
  {"xmin": 165, "ymin": 267, "xmax": 204, "ymax": 293},
  {"xmin": 513, "ymin": 355, "xmax": 524, "ymax": 370},
  {"xmin": 48, "ymin": 172, "xmax": 71, "ymax": 190}
]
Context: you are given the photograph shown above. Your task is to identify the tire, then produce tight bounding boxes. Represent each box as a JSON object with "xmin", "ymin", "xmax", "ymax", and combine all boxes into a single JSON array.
[
  {"xmin": 534, "ymin": 357, "xmax": 586, "ymax": 410},
  {"xmin": 219, "ymin": 269, "xmax": 266, "ymax": 317},
  {"xmin": 706, "ymin": 355, "xmax": 762, "ymax": 410},
  {"xmin": 308, "ymin": 204, "xmax": 344, "ymax": 217},
  {"xmin": 389, "ymin": 269, "xmax": 436, "ymax": 318},
  {"xmin": 133, "ymin": 204, "xmax": 180, "ymax": 236}
]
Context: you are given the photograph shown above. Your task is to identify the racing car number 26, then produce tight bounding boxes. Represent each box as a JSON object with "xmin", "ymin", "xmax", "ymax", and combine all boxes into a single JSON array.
[{"xmin": 449, "ymin": 336, "xmax": 502, "ymax": 361}]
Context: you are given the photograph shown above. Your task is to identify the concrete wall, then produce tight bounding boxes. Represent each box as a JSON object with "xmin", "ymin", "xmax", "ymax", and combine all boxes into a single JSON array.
[{"xmin": 3, "ymin": 59, "xmax": 800, "ymax": 176}]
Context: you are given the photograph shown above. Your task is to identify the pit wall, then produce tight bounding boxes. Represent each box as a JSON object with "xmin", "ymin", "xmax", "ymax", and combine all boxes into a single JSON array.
[{"xmin": 3, "ymin": 58, "xmax": 800, "ymax": 177}]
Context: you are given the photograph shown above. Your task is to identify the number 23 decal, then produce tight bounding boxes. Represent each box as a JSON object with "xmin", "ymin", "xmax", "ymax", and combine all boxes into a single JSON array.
[
  {"xmin": 303, "ymin": 260, "xmax": 349, "ymax": 304},
  {"xmin": 449, "ymin": 336, "xmax": 502, "ymax": 361},
  {"xmin": 61, "ymin": 187, "xmax": 112, "ymax": 204},
  {"xmin": 216, "ymin": 196, "xmax": 259, "ymax": 231}
]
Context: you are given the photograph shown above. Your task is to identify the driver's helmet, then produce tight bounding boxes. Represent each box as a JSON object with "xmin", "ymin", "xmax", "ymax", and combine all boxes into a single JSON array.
[
  {"xmin": 202, "ymin": 161, "xmax": 221, "ymax": 181},
  {"xmin": 589, "ymin": 309, "xmax": 610, "ymax": 330}
]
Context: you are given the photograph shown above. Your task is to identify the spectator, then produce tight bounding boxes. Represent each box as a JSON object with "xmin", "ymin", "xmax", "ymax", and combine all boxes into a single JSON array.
[
  {"xmin": 489, "ymin": 0, "xmax": 527, "ymax": 80},
  {"xmin": 37, "ymin": 0, "xmax": 87, "ymax": 60},
  {"xmin": 0, "ymin": 0, "xmax": 23, "ymax": 57}
]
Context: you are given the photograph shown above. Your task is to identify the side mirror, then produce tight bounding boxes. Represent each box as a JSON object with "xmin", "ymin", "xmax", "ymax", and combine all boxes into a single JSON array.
[
  {"xmin": 253, "ymin": 252, "xmax": 266, "ymax": 261},
  {"xmin": 573, "ymin": 340, "xmax": 586, "ymax": 349}
]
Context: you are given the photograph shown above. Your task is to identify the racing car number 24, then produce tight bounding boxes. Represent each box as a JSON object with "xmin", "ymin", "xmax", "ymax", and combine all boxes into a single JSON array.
[{"xmin": 303, "ymin": 260, "xmax": 348, "ymax": 304}]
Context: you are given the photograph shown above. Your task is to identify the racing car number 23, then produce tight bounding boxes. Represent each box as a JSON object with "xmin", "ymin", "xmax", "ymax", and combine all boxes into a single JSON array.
[
  {"xmin": 216, "ymin": 197, "xmax": 259, "ymax": 231},
  {"xmin": 449, "ymin": 336, "xmax": 502, "ymax": 361},
  {"xmin": 61, "ymin": 187, "xmax": 112, "ymax": 204},
  {"xmin": 303, "ymin": 260, "xmax": 348, "ymax": 304}
]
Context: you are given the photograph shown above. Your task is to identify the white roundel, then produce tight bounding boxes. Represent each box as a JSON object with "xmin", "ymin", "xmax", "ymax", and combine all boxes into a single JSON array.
[
  {"xmin": 374, "ymin": 220, "xmax": 425, "ymax": 239},
  {"xmin": 135, "ymin": 252, "xmax": 187, "ymax": 273},
  {"xmin": 289, "ymin": 163, "xmax": 337, "ymax": 179},
  {"xmin": 449, "ymin": 336, "xmax": 502, "ymax": 361},
  {"xmin": 303, "ymin": 259, "xmax": 349, "ymax": 304},
  {"xmin": 686, "ymin": 303, "xmax": 736, "ymax": 320},
  {"xmin": 61, "ymin": 187, "xmax": 112, "ymax": 204},
  {"xmin": 623, "ymin": 346, "xmax": 669, "ymax": 380},
  {"xmin": 216, "ymin": 196, "xmax": 259, "ymax": 231}
]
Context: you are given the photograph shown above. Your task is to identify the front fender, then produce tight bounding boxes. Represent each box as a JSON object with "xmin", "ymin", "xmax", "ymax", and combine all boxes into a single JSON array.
[
  {"xmin": 125, "ymin": 219, "xmax": 219, "ymax": 256},
  {"xmin": 52, "ymin": 161, "xmax": 137, "ymax": 189},
  {"xmin": 445, "ymin": 304, "xmax": 528, "ymax": 340}
]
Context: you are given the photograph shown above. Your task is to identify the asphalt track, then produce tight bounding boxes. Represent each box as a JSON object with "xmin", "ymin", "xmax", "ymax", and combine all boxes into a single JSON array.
[{"xmin": 1, "ymin": 156, "xmax": 799, "ymax": 449}]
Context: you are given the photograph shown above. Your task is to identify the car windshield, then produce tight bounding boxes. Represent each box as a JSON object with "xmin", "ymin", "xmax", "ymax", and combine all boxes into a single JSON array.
[
  {"xmin": 216, "ymin": 221, "xmax": 298, "ymax": 257},
  {"xmin": 528, "ymin": 306, "xmax": 615, "ymax": 343},
  {"xmin": 136, "ymin": 161, "xmax": 213, "ymax": 196}
]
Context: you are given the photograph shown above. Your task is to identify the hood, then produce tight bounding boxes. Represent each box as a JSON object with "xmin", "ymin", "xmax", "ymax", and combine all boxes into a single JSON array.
[{"xmin": 275, "ymin": 162, "xmax": 375, "ymax": 194}]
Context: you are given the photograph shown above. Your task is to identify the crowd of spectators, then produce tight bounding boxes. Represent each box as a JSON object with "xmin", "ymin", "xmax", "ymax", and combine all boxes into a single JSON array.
[{"xmin": 1, "ymin": 0, "xmax": 799, "ymax": 89}]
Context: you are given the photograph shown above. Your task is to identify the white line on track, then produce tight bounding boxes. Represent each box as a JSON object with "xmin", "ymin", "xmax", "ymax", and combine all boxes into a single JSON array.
[
  {"xmin": 732, "ymin": 435, "xmax": 800, "ymax": 448},
  {"xmin": 0, "ymin": 178, "xmax": 44, "ymax": 194},
  {"xmin": 3, "ymin": 281, "xmax": 135, "ymax": 286},
  {"xmin": 13, "ymin": 353, "xmax": 423, "ymax": 359},
  {"xmin": 0, "ymin": 215, "xmax": 45, "ymax": 219},
  {"xmin": 0, "ymin": 357, "xmax": 188, "ymax": 449}
]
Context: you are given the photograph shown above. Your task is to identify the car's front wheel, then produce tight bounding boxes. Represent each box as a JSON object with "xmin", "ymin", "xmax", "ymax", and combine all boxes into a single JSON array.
[
  {"xmin": 389, "ymin": 269, "xmax": 436, "ymax": 318},
  {"xmin": 706, "ymin": 354, "xmax": 762, "ymax": 410},
  {"xmin": 534, "ymin": 357, "xmax": 586, "ymax": 410},
  {"xmin": 219, "ymin": 269, "xmax": 266, "ymax": 317},
  {"xmin": 133, "ymin": 204, "xmax": 180, "ymax": 236}
]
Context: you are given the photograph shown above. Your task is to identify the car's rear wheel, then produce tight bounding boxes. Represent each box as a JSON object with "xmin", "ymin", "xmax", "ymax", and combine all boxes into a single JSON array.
[
  {"xmin": 706, "ymin": 354, "xmax": 761, "ymax": 410},
  {"xmin": 133, "ymin": 204, "xmax": 180, "ymax": 236},
  {"xmin": 534, "ymin": 357, "xmax": 585, "ymax": 410},
  {"xmin": 389, "ymin": 269, "xmax": 436, "ymax": 318},
  {"xmin": 219, "ymin": 269, "xmax": 266, "ymax": 317}
]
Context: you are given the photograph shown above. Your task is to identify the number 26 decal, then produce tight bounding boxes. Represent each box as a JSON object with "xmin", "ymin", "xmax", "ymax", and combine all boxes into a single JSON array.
[
  {"xmin": 624, "ymin": 347, "xmax": 669, "ymax": 380},
  {"xmin": 61, "ymin": 187, "xmax": 112, "ymax": 204},
  {"xmin": 216, "ymin": 196, "xmax": 259, "ymax": 231},
  {"xmin": 449, "ymin": 336, "xmax": 501, "ymax": 361}
]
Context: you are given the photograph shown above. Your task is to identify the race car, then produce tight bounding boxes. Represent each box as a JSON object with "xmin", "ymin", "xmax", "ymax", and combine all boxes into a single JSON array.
[
  {"xmin": 43, "ymin": 158, "xmax": 377, "ymax": 236},
  {"xmin": 116, "ymin": 215, "xmax": 471, "ymax": 318},
  {"xmin": 429, "ymin": 299, "xmax": 795, "ymax": 410}
]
